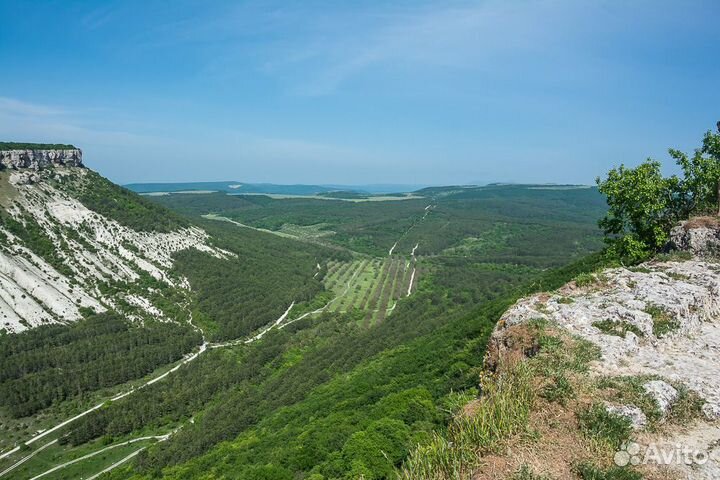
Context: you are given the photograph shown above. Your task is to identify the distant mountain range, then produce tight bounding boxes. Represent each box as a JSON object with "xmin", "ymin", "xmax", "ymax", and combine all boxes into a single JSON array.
[{"xmin": 124, "ymin": 181, "xmax": 431, "ymax": 196}]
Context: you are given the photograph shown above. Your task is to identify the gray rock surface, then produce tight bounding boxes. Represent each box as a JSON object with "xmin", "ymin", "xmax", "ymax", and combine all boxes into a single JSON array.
[
  {"xmin": 0, "ymin": 149, "xmax": 83, "ymax": 170},
  {"xmin": 669, "ymin": 219, "xmax": 720, "ymax": 257},
  {"xmin": 495, "ymin": 258, "xmax": 720, "ymax": 478},
  {"xmin": 643, "ymin": 380, "xmax": 678, "ymax": 415},
  {"xmin": 606, "ymin": 405, "xmax": 647, "ymax": 429}
]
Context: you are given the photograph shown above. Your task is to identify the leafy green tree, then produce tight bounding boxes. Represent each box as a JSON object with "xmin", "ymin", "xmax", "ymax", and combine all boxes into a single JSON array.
[
  {"xmin": 670, "ymin": 126, "xmax": 720, "ymax": 215},
  {"xmin": 596, "ymin": 160, "xmax": 684, "ymax": 261},
  {"xmin": 597, "ymin": 123, "xmax": 720, "ymax": 261}
]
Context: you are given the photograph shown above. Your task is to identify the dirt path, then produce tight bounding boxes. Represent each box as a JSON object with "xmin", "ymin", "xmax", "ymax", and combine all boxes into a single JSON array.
[
  {"xmin": 0, "ymin": 440, "xmax": 57, "ymax": 477},
  {"xmin": 86, "ymin": 447, "xmax": 145, "ymax": 480},
  {"xmin": 0, "ymin": 301, "xmax": 295, "ymax": 477},
  {"xmin": 28, "ymin": 435, "xmax": 169, "ymax": 480}
]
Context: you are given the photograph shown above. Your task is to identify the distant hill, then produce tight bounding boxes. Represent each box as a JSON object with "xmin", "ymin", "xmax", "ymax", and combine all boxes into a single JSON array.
[
  {"xmin": 125, "ymin": 181, "xmax": 430, "ymax": 196},
  {"xmin": 125, "ymin": 181, "xmax": 339, "ymax": 196}
]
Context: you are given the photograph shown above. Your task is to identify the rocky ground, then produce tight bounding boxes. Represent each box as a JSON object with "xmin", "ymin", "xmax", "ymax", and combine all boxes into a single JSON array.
[{"xmin": 478, "ymin": 221, "xmax": 720, "ymax": 479}]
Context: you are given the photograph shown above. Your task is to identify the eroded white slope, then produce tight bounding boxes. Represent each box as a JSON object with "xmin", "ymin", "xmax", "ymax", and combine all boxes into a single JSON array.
[{"xmin": 0, "ymin": 168, "xmax": 233, "ymax": 333}]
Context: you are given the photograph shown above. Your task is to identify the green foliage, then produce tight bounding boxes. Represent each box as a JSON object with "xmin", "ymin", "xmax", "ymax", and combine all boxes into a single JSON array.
[
  {"xmin": 529, "ymin": 323, "xmax": 602, "ymax": 380},
  {"xmin": 667, "ymin": 383, "xmax": 705, "ymax": 423},
  {"xmin": 541, "ymin": 373, "xmax": 575, "ymax": 405},
  {"xmin": 75, "ymin": 251, "xmax": 606, "ymax": 480},
  {"xmin": 5, "ymin": 180, "xmax": 609, "ymax": 479},
  {"xmin": 597, "ymin": 160, "xmax": 683, "ymax": 260},
  {"xmin": 0, "ymin": 212, "xmax": 74, "ymax": 277},
  {"xmin": 400, "ymin": 363, "xmax": 534, "ymax": 480},
  {"xmin": 577, "ymin": 404, "xmax": 633, "ymax": 449},
  {"xmin": 573, "ymin": 462, "xmax": 642, "ymax": 480},
  {"xmin": 597, "ymin": 125, "xmax": 720, "ymax": 261},
  {"xmin": 594, "ymin": 376, "xmax": 661, "ymax": 425},
  {"xmin": 574, "ymin": 272, "xmax": 599, "ymax": 287},
  {"xmin": 60, "ymin": 171, "xmax": 189, "ymax": 232},
  {"xmin": 0, "ymin": 142, "xmax": 76, "ymax": 149},
  {"xmin": 645, "ymin": 304, "xmax": 680, "ymax": 337},
  {"xmin": 151, "ymin": 184, "xmax": 606, "ymax": 259},
  {"xmin": 172, "ymin": 220, "xmax": 341, "ymax": 340},
  {"xmin": 592, "ymin": 320, "xmax": 644, "ymax": 338},
  {"xmin": 670, "ymin": 128, "xmax": 720, "ymax": 214},
  {"xmin": 0, "ymin": 313, "xmax": 201, "ymax": 418}
]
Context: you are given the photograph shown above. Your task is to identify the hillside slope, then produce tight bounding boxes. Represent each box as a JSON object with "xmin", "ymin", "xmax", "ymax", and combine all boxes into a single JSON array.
[
  {"xmin": 0, "ymin": 146, "xmax": 609, "ymax": 480},
  {"xmin": 0, "ymin": 153, "xmax": 230, "ymax": 332},
  {"xmin": 409, "ymin": 224, "xmax": 720, "ymax": 479}
]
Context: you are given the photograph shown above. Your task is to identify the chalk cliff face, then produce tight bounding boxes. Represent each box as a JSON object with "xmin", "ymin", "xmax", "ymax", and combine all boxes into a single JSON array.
[
  {"xmin": 0, "ymin": 152, "xmax": 233, "ymax": 333},
  {"xmin": 0, "ymin": 149, "xmax": 84, "ymax": 170}
]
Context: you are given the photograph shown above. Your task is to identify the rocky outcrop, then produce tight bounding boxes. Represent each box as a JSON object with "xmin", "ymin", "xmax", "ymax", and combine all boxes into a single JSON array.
[
  {"xmin": 669, "ymin": 216, "xmax": 720, "ymax": 257},
  {"xmin": 491, "ymin": 259, "xmax": 720, "ymax": 479},
  {"xmin": 0, "ymin": 149, "xmax": 83, "ymax": 170},
  {"xmin": 0, "ymin": 167, "xmax": 234, "ymax": 333}
]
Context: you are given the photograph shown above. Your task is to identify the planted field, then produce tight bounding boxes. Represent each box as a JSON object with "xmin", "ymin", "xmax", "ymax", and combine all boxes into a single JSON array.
[{"xmin": 323, "ymin": 256, "xmax": 419, "ymax": 325}]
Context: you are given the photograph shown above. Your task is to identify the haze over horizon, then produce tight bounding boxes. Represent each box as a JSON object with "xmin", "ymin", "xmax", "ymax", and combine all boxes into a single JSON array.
[{"xmin": 1, "ymin": 0, "xmax": 718, "ymax": 185}]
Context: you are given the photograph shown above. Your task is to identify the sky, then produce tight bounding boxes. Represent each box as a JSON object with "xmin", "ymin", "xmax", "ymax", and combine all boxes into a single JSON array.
[{"xmin": 1, "ymin": 0, "xmax": 719, "ymax": 186}]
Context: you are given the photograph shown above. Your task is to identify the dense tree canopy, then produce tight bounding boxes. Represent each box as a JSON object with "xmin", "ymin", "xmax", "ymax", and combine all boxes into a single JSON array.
[{"xmin": 597, "ymin": 124, "xmax": 720, "ymax": 261}]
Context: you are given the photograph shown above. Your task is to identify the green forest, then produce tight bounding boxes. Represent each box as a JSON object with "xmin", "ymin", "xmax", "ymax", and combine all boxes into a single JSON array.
[
  {"xmin": 0, "ymin": 313, "xmax": 201, "ymax": 418},
  {"xmin": 0, "ymin": 174, "xmax": 612, "ymax": 480}
]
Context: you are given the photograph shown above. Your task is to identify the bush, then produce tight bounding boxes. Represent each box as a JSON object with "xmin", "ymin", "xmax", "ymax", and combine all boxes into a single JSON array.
[{"xmin": 597, "ymin": 125, "xmax": 720, "ymax": 262}]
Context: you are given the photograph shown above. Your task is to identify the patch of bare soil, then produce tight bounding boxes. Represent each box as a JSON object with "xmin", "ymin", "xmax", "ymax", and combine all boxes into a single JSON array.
[{"xmin": 683, "ymin": 216, "xmax": 720, "ymax": 231}]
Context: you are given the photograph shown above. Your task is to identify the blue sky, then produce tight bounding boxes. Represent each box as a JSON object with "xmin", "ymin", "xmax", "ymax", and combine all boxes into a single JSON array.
[{"xmin": 1, "ymin": 0, "xmax": 718, "ymax": 185}]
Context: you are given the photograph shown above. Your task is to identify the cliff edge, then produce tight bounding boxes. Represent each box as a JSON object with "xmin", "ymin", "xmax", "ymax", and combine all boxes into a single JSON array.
[
  {"xmin": 0, "ymin": 148, "xmax": 83, "ymax": 170},
  {"xmin": 476, "ymin": 222, "xmax": 720, "ymax": 479}
]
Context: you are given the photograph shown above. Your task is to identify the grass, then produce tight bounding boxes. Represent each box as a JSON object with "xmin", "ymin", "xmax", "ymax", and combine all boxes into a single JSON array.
[
  {"xmin": 577, "ymin": 404, "xmax": 633, "ymax": 450},
  {"xmin": 541, "ymin": 373, "xmax": 575, "ymax": 406},
  {"xmin": 399, "ymin": 362, "xmax": 534, "ymax": 480},
  {"xmin": 574, "ymin": 273, "xmax": 597, "ymax": 287},
  {"xmin": 534, "ymin": 327, "xmax": 601, "ymax": 376},
  {"xmin": 400, "ymin": 323, "xmax": 604, "ymax": 480},
  {"xmin": 573, "ymin": 461, "xmax": 642, "ymax": 480},
  {"xmin": 666, "ymin": 383, "xmax": 705, "ymax": 423},
  {"xmin": 595, "ymin": 376, "xmax": 661, "ymax": 425},
  {"xmin": 665, "ymin": 271, "xmax": 690, "ymax": 281},
  {"xmin": 513, "ymin": 464, "xmax": 555, "ymax": 480},
  {"xmin": 592, "ymin": 320, "xmax": 644, "ymax": 338},
  {"xmin": 574, "ymin": 272, "xmax": 608, "ymax": 288},
  {"xmin": 655, "ymin": 251, "xmax": 693, "ymax": 262},
  {"xmin": 645, "ymin": 304, "xmax": 680, "ymax": 338}
]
